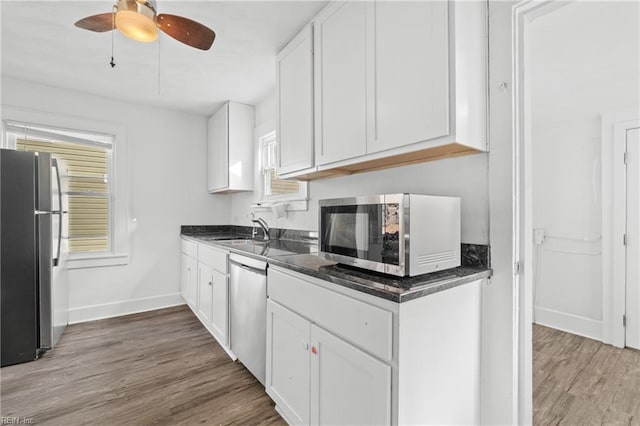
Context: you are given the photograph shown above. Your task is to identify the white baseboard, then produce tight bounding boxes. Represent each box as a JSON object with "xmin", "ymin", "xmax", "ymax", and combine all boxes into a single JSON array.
[
  {"xmin": 69, "ymin": 293, "xmax": 186, "ymax": 324},
  {"xmin": 534, "ymin": 306, "xmax": 602, "ymax": 341}
]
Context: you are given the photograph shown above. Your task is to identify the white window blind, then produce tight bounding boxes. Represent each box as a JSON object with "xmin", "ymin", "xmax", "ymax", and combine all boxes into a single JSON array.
[
  {"xmin": 11, "ymin": 124, "xmax": 113, "ymax": 254},
  {"xmin": 262, "ymin": 131, "xmax": 300, "ymax": 196}
]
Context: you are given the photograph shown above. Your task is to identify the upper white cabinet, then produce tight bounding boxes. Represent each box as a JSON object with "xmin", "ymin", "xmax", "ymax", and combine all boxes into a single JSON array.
[
  {"xmin": 207, "ymin": 101, "xmax": 254, "ymax": 193},
  {"xmin": 367, "ymin": 1, "xmax": 450, "ymax": 154},
  {"xmin": 314, "ymin": 1, "xmax": 368, "ymax": 166},
  {"xmin": 276, "ymin": 25, "xmax": 315, "ymax": 177},
  {"xmin": 275, "ymin": 0, "xmax": 488, "ymax": 180}
]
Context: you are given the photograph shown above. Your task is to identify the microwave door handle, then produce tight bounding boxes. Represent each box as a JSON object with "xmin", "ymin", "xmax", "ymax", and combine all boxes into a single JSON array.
[{"xmin": 52, "ymin": 159, "xmax": 63, "ymax": 267}]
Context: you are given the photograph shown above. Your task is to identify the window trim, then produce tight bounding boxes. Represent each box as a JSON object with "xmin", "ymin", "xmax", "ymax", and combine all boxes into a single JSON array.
[
  {"xmin": 1, "ymin": 106, "xmax": 130, "ymax": 269},
  {"xmin": 257, "ymin": 125, "xmax": 308, "ymax": 210}
]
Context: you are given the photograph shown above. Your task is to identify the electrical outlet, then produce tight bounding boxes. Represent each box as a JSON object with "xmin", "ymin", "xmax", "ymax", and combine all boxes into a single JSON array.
[{"xmin": 534, "ymin": 229, "xmax": 545, "ymax": 245}]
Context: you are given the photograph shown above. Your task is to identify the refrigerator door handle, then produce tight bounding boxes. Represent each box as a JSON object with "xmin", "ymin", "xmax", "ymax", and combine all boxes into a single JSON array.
[{"xmin": 52, "ymin": 159, "xmax": 63, "ymax": 268}]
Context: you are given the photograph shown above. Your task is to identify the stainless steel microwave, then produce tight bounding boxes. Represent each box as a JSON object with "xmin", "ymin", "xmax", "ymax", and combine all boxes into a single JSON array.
[{"xmin": 319, "ymin": 194, "xmax": 460, "ymax": 277}]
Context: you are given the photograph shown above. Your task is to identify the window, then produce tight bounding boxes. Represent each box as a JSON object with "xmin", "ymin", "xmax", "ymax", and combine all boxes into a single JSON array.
[
  {"xmin": 260, "ymin": 130, "xmax": 308, "ymax": 207},
  {"xmin": 5, "ymin": 122, "xmax": 114, "ymax": 255}
]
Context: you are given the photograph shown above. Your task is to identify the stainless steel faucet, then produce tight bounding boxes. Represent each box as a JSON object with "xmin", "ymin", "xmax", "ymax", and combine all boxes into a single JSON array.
[{"xmin": 251, "ymin": 212, "xmax": 270, "ymax": 240}]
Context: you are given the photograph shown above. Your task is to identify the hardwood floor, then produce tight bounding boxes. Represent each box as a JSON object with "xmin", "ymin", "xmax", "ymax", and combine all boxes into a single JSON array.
[
  {"xmin": 534, "ymin": 324, "xmax": 640, "ymax": 425},
  {"xmin": 0, "ymin": 306, "xmax": 285, "ymax": 425}
]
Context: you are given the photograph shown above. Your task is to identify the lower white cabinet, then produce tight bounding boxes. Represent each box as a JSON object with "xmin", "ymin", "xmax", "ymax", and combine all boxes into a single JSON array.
[
  {"xmin": 210, "ymin": 269, "xmax": 228, "ymax": 346},
  {"xmin": 310, "ymin": 323, "xmax": 391, "ymax": 425},
  {"xmin": 181, "ymin": 238, "xmax": 232, "ymax": 357},
  {"xmin": 181, "ymin": 254, "xmax": 197, "ymax": 309},
  {"xmin": 268, "ymin": 265, "xmax": 483, "ymax": 426},
  {"xmin": 266, "ymin": 300, "xmax": 311, "ymax": 425},
  {"xmin": 266, "ymin": 300, "xmax": 391, "ymax": 426},
  {"xmin": 198, "ymin": 263, "xmax": 215, "ymax": 325}
]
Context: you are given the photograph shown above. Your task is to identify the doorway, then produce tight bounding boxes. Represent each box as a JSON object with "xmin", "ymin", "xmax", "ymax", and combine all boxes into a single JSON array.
[
  {"xmin": 513, "ymin": 0, "xmax": 640, "ymax": 423},
  {"xmin": 616, "ymin": 124, "xmax": 640, "ymax": 349}
]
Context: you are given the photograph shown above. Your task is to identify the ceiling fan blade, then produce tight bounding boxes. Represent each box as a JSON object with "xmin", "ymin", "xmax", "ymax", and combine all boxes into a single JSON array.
[
  {"xmin": 75, "ymin": 13, "xmax": 115, "ymax": 32},
  {"xmin": 156, "ymin": 14, "xmax": 215, "ymax": 50}
]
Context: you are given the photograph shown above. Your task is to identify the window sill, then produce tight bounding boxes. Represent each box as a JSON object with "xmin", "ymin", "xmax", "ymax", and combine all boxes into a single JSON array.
[{"xmin": 66, "ymin": 253, "xmax": 129, "ymax": 270}]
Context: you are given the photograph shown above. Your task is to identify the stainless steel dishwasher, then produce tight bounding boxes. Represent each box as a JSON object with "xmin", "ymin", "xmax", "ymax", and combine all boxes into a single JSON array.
[{"xmin": 229, "ymin": 253, "xmax": 267, "ymax": 386}]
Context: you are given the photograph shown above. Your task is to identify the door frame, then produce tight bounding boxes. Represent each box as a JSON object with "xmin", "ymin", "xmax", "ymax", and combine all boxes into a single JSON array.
[
  {"xmin": 512, "ymin": 1, "xmax": 573, "ymax": 424},
  {"xmin": 605, "ymin": 115, "xmax": 640, "ymax": 347}
]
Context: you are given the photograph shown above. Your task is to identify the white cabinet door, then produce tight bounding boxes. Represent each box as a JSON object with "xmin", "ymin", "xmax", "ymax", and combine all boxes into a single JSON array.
[
  {"xmin": 208, "ymin": 104, "xmax": 229, "ymax": 192},
  {"xmin": 210, "ymin": 269, "xmax": 228, "ymax": 346},
  {"xmin": 181, "ymin": 253, "xmax": 190, "ymax": 303},
  {"xmin": 198, "ymin": 263, "xmax": 214, "ymax": 325},
  {"xmin": 366, "ymin": 1, "xmax": 450, "ymax": 153},
  {"xmin": 182, "ymin": 255, "xmax": 197, "ymax": 309},
  {"xmin": 310, "ymin": 324, "xmax": 391, "ymax": 426},
  {"xmin": 188, "ymin": 256, "xmax": 198, "ymax": 308},
  {"xmin": 314, "ymin": 1, "xmax": 367, "ymax": 165},
  {"xmin": 277, "ymin": 25, "xmax": 315, "ymax": 176},
  {"xmin": 266, "ymin": 300, "xmax": 311, "ymax": 425}
]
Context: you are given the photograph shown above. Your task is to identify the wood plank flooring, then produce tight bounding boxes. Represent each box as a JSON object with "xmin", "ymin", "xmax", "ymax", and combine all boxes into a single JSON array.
[
  {"xmin": 534, "ymin": 324, "xmax": 640, "ymax": 425},
  {"xmin": 0, "ymin": 305, "xmax": 285, "ymax": 425}
]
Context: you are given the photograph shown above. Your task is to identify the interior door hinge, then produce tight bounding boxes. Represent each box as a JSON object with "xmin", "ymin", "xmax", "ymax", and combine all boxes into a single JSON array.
[
  {"xmin": 513, "ymin": 261, "xmax": 521, "ymax": 276},
  {"xmin": 624, "ymin": 234, "xmax": 628, "ymax": 246},
  {"xmin": 624, "ymin": 152, "xmax": 629, "ymax": 165},
  {"xmin": 623, "ymin": 314, "xmax": 627, "ymax": 327}
]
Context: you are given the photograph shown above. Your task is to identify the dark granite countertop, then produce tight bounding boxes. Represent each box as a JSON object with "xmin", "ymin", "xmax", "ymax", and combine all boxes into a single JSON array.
[{"xmin": 181, "ymin": 226, "xmax": 492, "ymax": 303}]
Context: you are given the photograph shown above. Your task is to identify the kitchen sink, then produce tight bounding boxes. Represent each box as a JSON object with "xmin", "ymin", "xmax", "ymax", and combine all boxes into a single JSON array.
[
  {"xmin": 223, "ymin": 239, "xmax": 268, "ymax": 245},
  {"xmin": 215, "ymin": 238, "xmax": 317, "ymax": 256}
]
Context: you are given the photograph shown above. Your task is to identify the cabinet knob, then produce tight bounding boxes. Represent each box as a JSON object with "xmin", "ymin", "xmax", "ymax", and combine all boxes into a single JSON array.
[
  {"xmin": 208, "ymin": 281, "xmax": 212, "ymax": 286},
  {"xmin": 311, "ymin": 346, "xmax": 318, "ymax": 355}
]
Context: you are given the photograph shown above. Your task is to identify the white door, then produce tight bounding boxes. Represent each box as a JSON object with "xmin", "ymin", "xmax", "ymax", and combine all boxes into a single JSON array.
[
  {"xmin": 277, "ymin": 25, "xmax": 314, "ymax": 176},
  {"xmin": 266, "ymin": 300, "xmax": 311, "ymax": 425},
  {"xmin": 210, "ymin": 269, "xmax": 228, "ymax": 346},
  {"xmin": 208, "ymin": 104, "xmax": 229, "ymax": 192},
  {"xmin": 367, "ymin": 1, "xmax": 450, "ymax": 154},
  {"xmin": 310, "ymin": 324, "xmax": 391, "ymax": 426},
  {"xmin": 198, "ymin": 263, "xmax": 214, "ymax": 325},
  {"xmin": 314, "ymin": 1, "xmax": 367, "ymax": 166},
  {"xmin": 626, "ymin": 127, "xmax": 640, "ymax": 349}
]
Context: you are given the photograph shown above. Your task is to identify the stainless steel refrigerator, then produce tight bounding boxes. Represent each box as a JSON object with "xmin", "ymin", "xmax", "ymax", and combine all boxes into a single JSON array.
[{"xmin": 1, "ymin": 149, "xmax": 69, "ymax": 367}]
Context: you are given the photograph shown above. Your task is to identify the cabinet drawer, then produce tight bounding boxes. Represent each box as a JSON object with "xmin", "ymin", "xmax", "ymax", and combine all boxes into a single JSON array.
[
  {"xmin": 198, "ymin": 244, "xmax": 228, "ymax": 273},
  {"xmin": 181, "ymin": 239, "xmax": 197, "ymax": 258},
  {"xmin": 268, "ymin": 268, "xmax": 392, "ymax": 362}
]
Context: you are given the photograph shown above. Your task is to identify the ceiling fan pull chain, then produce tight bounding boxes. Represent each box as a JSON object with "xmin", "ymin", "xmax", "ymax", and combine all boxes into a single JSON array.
[
  {"xmin": 110, "ymin": 5, "xmax": 117, "ymax": 68},
  {"xmin": 157, "ymin": 35, "xmax": 161, "ymax": 95}
]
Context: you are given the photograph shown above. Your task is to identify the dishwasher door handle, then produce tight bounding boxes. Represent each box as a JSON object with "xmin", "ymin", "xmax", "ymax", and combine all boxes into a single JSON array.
[{"xmin": 229, "ymin": 257, "xmax": 267, "ymax": 275}]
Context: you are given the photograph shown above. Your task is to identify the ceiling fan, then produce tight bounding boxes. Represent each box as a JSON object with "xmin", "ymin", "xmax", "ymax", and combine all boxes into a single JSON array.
[{"xmin": 75, "ymin": 0, "xmax": 215, "ymax": 51}]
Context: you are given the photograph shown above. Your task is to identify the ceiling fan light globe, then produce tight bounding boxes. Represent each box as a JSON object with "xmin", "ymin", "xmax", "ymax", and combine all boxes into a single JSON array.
[{"xmin": 116, "ymin": 10, "xmax": 157, "ymax": 42}]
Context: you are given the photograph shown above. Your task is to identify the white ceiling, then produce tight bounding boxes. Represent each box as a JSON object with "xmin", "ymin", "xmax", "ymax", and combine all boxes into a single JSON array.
[{"xmin": 1, "ymin": 1, "xmax": 327, "ymax": 116}]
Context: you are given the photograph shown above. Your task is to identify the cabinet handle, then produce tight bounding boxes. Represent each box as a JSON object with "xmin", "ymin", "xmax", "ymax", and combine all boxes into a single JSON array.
[{"xmin": 311, "ymin": 346, "xmax": 318, "ymax": 355}]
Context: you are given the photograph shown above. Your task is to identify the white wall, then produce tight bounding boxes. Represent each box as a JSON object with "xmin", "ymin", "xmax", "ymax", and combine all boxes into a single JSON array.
[
  {"xmin": 529, "ymin": 1, "xmax": 640, "ymax": 340},
  {"xmin": 230, "ymin": 94, "xmax": 490, "ymax": 244},
  {"xmin": 1, "ymin": 77, "xmax": 231, "ymax": 322},
  {"xmin": 485, "ymin": 2, "xmax": 517, "ymax": 423}
]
